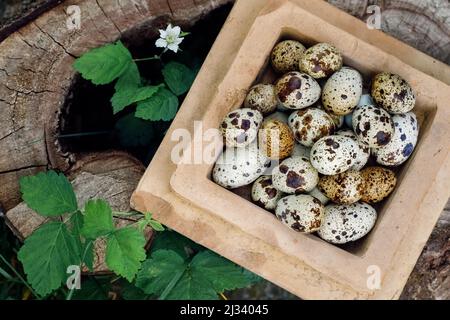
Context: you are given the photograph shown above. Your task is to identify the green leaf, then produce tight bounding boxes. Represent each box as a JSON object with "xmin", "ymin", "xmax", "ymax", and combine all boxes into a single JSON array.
[
  {"xmin": 135, "ymin": 250, "xmax": 187, "ymax": 296},
  {"xmin": 72, "ymin": 278, "xmax": 111, "ymax": 300},
  {"xmin": 20, "ymin": 171, "xmax": 77, "ymax": 216},
  {"xmin": 115, "ymin": 113, "xmax": 154, "ymax": 147},
  {"xmin": 106, "ymin": 227, "xmax": 146, "ymax": 281},
  {"xmin": 115, "ymin": 61, "xmax": 141, "ymax": 91},
  {"xmin": 73, "ymin": 41, "xmax": 132, "ymax": 85},
  {"xmin": 151, "ymin": 231, "xmax": 204, "ymax": 259},
  {"xmin": 149, "ymin": 220, "xmax": 165, "ymax": 232},
  {"xmin": 135, "ymin": 88, "xmax": 179, "ymax": 121},
  {"xmin": 165, "ymin": 271, "xmax": 218, "ymax": 300},
  {"xmin": 111, "ymin": 85, "xmax": 162, "ymax": 114},
  {"xmin": 162, "ymin": 62, "xmax": 195, "ymax": 96},
  {"xmin": 17, "ymin": 222, "xmax": 81, "ymax": 296},
  {"xmin": 69, "ymin": 211, "xmax": 84, "ymax": 254},
  {"xmin": 189, "ymin": 251, "xmax": 258, "ymax": 292},
  {"xmin": 81, "ymin": 200, "xmax": 114, "ymax": 239},
  {"xmin": 82, "ymin": 240, "xmax": 95, "ymax": 272}
]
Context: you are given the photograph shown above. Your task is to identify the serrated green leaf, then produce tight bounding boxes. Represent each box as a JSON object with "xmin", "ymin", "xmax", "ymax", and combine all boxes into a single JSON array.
[
  {"xmin": 135, "ymin": 250, "xmax": 187, "ymax": 296},
  {"xmin": 20, "ymin": 171, "xmax": 77, "ymax": 216},
  {"xmin": 115, "ymin": 61, "xmax": 141, "ymax": 91},
  {"xmin": 165, "ymin": 271, "xmax": 218, "ymax": 300},
  {"xmin": 80, "ymin": 200, "xmax": 114, "ymax": 239},
  {"xmin": 17, "ymin": 222, "xmax": 81, "ymax": 296},
  {"xmin": 69, "ymin": 211, "xmax": 84, "ymax": 254},
  {"xmin": 73, "ymin": 41, "xmax": 132, "ymax": 85},
  {"xmin": 190, "ymin": 251, "xmax": 258, "ymax": 292},
  {"xmin": 162, "ymin": 62, "xmax": 195, "ymax": 96},
  {"xmin": 135, "ymin": 88, "xmax": 179, "ymax": 121},
  {"xmin": 115, "ymin": 113, "xmax": 154, "ymax": 147},
  {"xmin": 106, "ymin": 227, "xmax": 146, "ymax": 282},
  {"xmin": 111, "ymin": 85, "xmax": 162, "ymax": 114}
]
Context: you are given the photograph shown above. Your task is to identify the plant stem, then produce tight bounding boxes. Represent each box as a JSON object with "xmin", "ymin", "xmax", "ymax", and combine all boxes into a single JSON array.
[
  {"xmin": 159, "ymin": 268, "xmax": 186, "ymax": 300},
  {"xmin": 219, "ymin": 292, "xmax": 228, "ymax": 300},
  {"xmin": 133, "ymin": 55, "xmax": 160, "ymax": 62},
  {"xmin": 0, "ymin": 254, "xmax": 41, "ymax": 299}
]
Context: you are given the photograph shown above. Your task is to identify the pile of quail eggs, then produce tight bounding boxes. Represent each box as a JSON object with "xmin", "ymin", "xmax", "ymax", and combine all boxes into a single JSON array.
[{"xmin": 212, "ymin": 40, "xmax": 419, "ymax": 245}]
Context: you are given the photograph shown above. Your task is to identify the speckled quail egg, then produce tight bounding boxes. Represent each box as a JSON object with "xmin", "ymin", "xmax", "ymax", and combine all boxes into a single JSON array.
[
  {"xmin": 258, "ymin": 119, "xmax": 295, "ymax": 160},
  {"xmin": 336, "ymin": 129, "xmax": 370, "ymax": 171},
  {"xmin": 352, "ymin": 105, "xmax": 394, "ymax": 148},
  {"xmin": 310, "ymin": 135, "xmax": 359, "ymax": 175},
  {"xmin": 299, "ymin": 43, "xmax": 343, "ymax": 79},
  {"xmin": 373, "ymin": 112, "xmax": 419, "ymax": 166},
  {"xmin": 371, "ymin": 72, "xmax": 416, "ymax": 114},
  {"xmin": 318, "ymin": 202, "xmax": 377, "ymax": 244},
  {"xmin": 275, "ymin": 72, "xmax": 321, "ymax": 109},
  {"xmin": 251, "ymin": 176, "xmax": 284, "ymax": 210},
  {"xmin": 318, "ymin": 170, "xmax": 364, "ymax": 204},
  {"xmin": 244, "ymin": 84, "xmax": 279, "ymax": 115},
  {"xmin": 220, "ymin": 108, "xmax": 263, "ymax": 148},
  {"xmin": 344, "ymin": 94, "xmax": 375, "ymax": 128},
  {"xmin": 265, "ymin": 111, "xmax": 288, "ymax": 124},
  {"xmin": 288, "ymin": 108, "xmax": 335, "ymax": 147},
  {"xmin": 212, "ymin": 142, "xmax": 269, "ymax": 189},
  {"xmin": 275, "ymin": 194, "xmax": 324, "ymax": 233},
  {"xmin": 271, "ymin": 40, "xmax": 306, "ymax": 73},
  {"xmin": 272, "ymin": 156, "xmax": 319, "ymax": 193},
  {"xmin": 291, "ymin": 143, "xmax": 311, "ymax": 159},
  {"xmin": 360, "ymin": 167, "xmax": 396, "ymax": 203},
  {"xmin": 322, "ymin": 67, "xmax": 363, "ymax": 115},
  {"xmin": 308, "ymin": 187, "xmax": 329, "ymax": 205}
]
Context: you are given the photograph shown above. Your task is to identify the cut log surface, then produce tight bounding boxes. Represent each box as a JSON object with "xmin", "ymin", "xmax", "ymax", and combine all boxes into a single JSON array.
[{"xmin": 0, "ymin": 0, "xmax": 448, "ymax": 297}]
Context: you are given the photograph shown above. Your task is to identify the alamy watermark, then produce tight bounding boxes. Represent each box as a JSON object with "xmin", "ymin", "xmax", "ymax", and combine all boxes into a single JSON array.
[{"xmin": 366, "ymin": 5, "xmax": 382, "ymax": 30}]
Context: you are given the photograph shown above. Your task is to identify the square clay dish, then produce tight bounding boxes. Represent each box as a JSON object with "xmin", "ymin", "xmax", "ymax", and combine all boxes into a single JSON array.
[{"xmin": 132, "ymin": 0, "xmax": 450, "ymax": 299}]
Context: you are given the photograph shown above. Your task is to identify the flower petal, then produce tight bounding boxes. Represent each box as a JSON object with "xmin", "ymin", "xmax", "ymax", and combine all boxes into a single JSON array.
[
  {"xmin": 167, "ymin": 43, "xmax": 179, "ymax": 53},
  {"xmin": 170, "ymin": 26, "xmax": 181, "ymax": 38},
  {"xmin": 155, "ymin": 38, "xmax": 168, "ymax": 48},
  {"xmin": 159, "ymin": 29, "xmax": 167, "ymax": 39}
]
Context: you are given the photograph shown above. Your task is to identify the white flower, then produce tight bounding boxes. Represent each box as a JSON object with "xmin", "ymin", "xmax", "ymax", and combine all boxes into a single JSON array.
[{"xmin": 155, "ymin": 24, "xmax": 185, "ymax": 53}]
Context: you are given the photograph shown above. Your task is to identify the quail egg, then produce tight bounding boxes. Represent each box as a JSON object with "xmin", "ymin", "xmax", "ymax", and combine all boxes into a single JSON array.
[
  {"xmin": 322, "ymin": 67, "xmax": 363, "ymax": 115},
  {"xmin": 352, "ymin": 105, "xmax": 394, "ymax": 148},
  {"xmin": 271, "ymin": 40, "xmax": 306, "ymax": 73},
  {"xmin": 308, "ymin": 187, "xmax": 329, "ymax": 205},
  {"xmin": 265, "ymin": 111, "xmax": 289, "ymax": 124},
  {"xmin": 288, "ymin": 108, "xmax": 335, "ymax": 147},
  {"xmin": 371, "ymin": 72, "xmax": 416, "ymax": 114},
  {"xmin": 258, "ymin": 119, "xmax": 295, "ymax": 160},
  {"xmin": 291, "ymin": 143, "xmax": 311, "ymax": 159},
  {"xmin": 220, "ymin": 108, "xmax": 263, "ymax": 148},
  {"xmin": 212, "ymin": 142, "xmax": 269, "ymax": 189},
  {"xmin": 272, "ymin": 156, "xmax": 319, "ymax": 193},
  {"xmin": 244, "ymin": 84, "xmax": 279, "ymax": 115},
  {"xmin": 336, "ymin": 129, "xmax": 370, "ymax": 170},
  {"xmin": 318, "ymin": 170, "xmax": 364, "ymax": 204},
  {"xmin": 360, "ymin": 167, "xmax": 396, "ymax": 203},
  {"xmin": 299, "ymin": 43, "xmax": 343, "ymax": 79},
  {"xmin": 251, "ymin": 176, "xmax": 284, "ymax": 210},
  {"xmin": 318, "ymin": 202, "xmax": 377, "ymax": 244},
  {"xmin": 275, "ymin": 194, "xmax": 324, "ymax": 233},
  {"xmin": 275, "ymin": 72, "xmax": 321, "ymax": 109},
  {"xmin": 373, "ymin": 112, "xmax": 419, "ymax": 166},
  {"xmin": 310, "ymin": 135, "xmax": 359, "ymax": 175}
]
